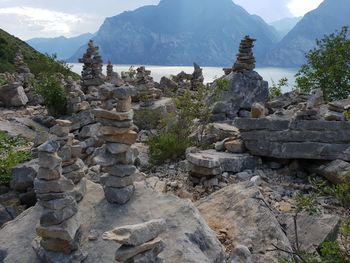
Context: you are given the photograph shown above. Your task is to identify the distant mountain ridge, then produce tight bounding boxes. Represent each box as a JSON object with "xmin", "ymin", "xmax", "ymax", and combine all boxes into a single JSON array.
[
  {"xmin": 69, "ymin": 0, "xmax": 279, "ymax": 66},
  {"xmin": 27, "ymin": 33, "xmax": 94, "ymax": 60},
  {"xmin": 269, "ymin": 17, "xmax": 302, "ymax": 40},
  {"xmin": 264, "ymin": 0, "xmax": 350, "ymax": 67}
]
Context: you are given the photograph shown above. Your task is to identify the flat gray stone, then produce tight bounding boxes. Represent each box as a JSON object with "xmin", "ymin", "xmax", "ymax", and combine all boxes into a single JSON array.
[
  {"xmin": 104, "ymin": 185, "xmax": 135, "ymax": 204},
  {"xmin": 103, "ymin": 219, "xmax": 166, "ymax": 246}
]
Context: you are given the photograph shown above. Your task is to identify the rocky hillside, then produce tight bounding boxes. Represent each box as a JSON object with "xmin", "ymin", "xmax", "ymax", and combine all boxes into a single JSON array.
[
  {"xmin": 27, "ymin": 33, "xmax": 94, "ymax": 60},
  {"xmin": 264, "ymin": 0, "xmax": 350, "ymax": 67},
  {"xmin": 0, "ymin": 28, "xmax": 77, "ymax": 77},
  {"xmin": 70, "ymin": 0, "xmax": 278, "ymax": 66}
]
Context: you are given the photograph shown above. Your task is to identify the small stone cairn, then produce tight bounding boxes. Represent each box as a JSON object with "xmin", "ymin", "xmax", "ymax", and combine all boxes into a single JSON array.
[
  {"xmin": 79, "ymin": 40, "xmax": 104, "ymax": 90},
  {"xmin": 32, "ymin": 139, "xmax": 85, "ymax": 262},
  {"xmin": 14, "ymin": 49, "xmax": 30, "ymax": 74},
  {"xmin": 224, "ymin": 36, "xmax": 256, "ymax": 75},
  {"xmin": 191, "ymin": 63, "xmax": 204, "ymax": 90},
  {"xmin": 106, "ymin": 60, "xmax": 123, "ymax": 86},
  {"xmin": 65, "ymin": 77, "xmax": 90, "ymax": 114},
  {"xmin": 93, "ymin": 85, "xmax": 139, "ymax": 204},
  {"xmin": 103, "ymin": 219, "xmax": 166, "ymax": 262}
]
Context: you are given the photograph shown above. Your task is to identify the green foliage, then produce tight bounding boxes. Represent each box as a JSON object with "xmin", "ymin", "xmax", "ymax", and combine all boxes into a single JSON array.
[
  {"xmin": 0, "ymin": 132, "xmax": 31, "ymax": 186},
  {"xmin": 269, "ymin": 77, "xmax": 288, "ymax": 99},
  {"xmin": 295, "ymin": 26, "xmax": 350, "ymax": 101},
  {"xmin": 0, "ymin": 75, "xmax": 7, "ymax": 86},
  {"xmin": 344, "ymin": 111, "xmax": 350, "ymax": 121},
  {"xmin": 147, "ymin": 79, "xmax": 228, "ymax": 165},
  {"xmin": 0, "ymin": 29, "xmax": 78, "ymax": 78},
  {"xmin": 294, "ymin": 192, "xmax": 320, "ymax": 215},
  {"xmin": 35, "ymin": 73, "xmax": 68, "ymax": 117},
  {"xmin": 128, "ymin": 66, "xmax": 136, "ymax": 78}
]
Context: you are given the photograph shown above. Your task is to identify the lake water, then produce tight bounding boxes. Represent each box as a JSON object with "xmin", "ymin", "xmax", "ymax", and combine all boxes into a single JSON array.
[{"xmin": 69, "ymin": 63, "xmax": 298, "ymax": 92}]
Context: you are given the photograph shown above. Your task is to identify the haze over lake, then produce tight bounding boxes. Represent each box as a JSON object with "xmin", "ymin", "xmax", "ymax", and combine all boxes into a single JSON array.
[{"xmin": 69, "ymin": 63, "xmax": 297, "ymax": 92}]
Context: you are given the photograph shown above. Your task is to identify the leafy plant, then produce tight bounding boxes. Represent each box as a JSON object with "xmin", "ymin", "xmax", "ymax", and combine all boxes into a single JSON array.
[
  {"xmin": 295, "ymin": 26, "xmax": 350, "ymax": 101},
  {"xmin": 128, "ymin": 66, "xmax": 136, "ymax": 78},
  {"xmin": 269, "ymin": 77, "xmax": 288, "ymax": 99},
  {"xmin": 35, "ymin": 73, "xmax": 68, "ymax": 117},
  {"xmin": 0, "ymin": 131, "xmax": 31, "ymax": 186},
  {"xmin": 147, "ymin": 79, "xmax": 228, "ymax": 165}
]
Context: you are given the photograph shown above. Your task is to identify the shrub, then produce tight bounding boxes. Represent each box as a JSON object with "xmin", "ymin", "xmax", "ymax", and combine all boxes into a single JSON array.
[
  {"xmin": 0, "ymin": 131, "xmax": 31, "ymax": 186},
  {"xmin": 35, "ymin": 73, "xmax": 68, "ymax": 117},
  {"xmin": 295, "ymin": 26, "xmax": 350, "ymax": 101},
  {"xmin": 269, "ymin": 77, "xmax": 287, "ymax": 100}
]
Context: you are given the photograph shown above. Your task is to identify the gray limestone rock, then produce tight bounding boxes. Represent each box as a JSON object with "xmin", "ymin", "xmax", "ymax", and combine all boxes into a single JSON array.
[
  {"xmin": 0, "ymin": 83, "xmax": 28, "ymax": 107},
  {"xmin": 34, "ymin": 177, "xmax": 74, "ymax": 194},
  {"xmin": 103, "ymin": 219, "xmax": 166, "ymax": 246},
  {"xmin": 104, "ymin": 185, "xmax": 135, "ymax": 204},
  {"xmin": 38, "ymin": 140, "xmax": 61, "ymax": 154},
  {"xmin": 10, "ymin": 159, "xmax": 38, "ymax": 192},
  {"xmin": 100, "ymin": 174, "xmax": 136, "ymax": 188},
  {"xmin": 196, "ymin": 182, "xmax": 291, "ymax": 262},
  {"xmin": 229, "ymin": 245, "xmax": 252, "ymax": 263}
]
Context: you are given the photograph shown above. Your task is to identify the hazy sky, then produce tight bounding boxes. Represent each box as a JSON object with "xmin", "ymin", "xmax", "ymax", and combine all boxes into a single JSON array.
[{"xmin": 0, "ymin": 0, "xmax": 324, "ymax": 40}]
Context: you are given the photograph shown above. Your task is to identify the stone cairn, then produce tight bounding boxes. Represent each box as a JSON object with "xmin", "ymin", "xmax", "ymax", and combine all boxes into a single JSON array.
[
  {"xmin": 93, "ymin": 85, "xmax": 138, "ymax": 204},
  {"xmin": 79, "ymin": 40, "xmax": 104, "ymax": 91},
  {"xmin": 106, "ymin": 60, "xmax": 113, "ymax": 82},
  {"xmin": 65, "ymin": 77, "xmax": 90, "ymax": 114},
  {"xmin": 134, "ymin": 66, "xmax": 161, "ymax": 107},
  {"xmin": 106, "ymin": 60, "xmax": 123, "ymax": 86},
  {"xmin": 103, "ymin": 219, "xmax": 166, "ymax": 262},
  {"xmin": 191, "ymin": 63, "xmax": 204, "ymax": 90},
  {"xmin": 51, "ymin": 120, "xmax": 87, "ymax": 201},
  {"xmin": 224, "ymin": 36, "xmax": 256, "ymax": 75},
  {"xmin": 14, "ymin": 49, "xmax": 30, "ymax": 74},
  {"xmin": 32, "ymin": 139, "xmax": 85, "ymax": 262}
]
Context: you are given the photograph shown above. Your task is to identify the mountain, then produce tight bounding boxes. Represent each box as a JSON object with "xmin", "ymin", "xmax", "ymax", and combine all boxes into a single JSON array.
[
  {"xmin": 70, "ymin": 0, "xmax": 278, "ymax": 66},
  {"xmin": 264, "ymin": 0, "xmax": 350, "ymax": 67},
  {"xmin": 269, "ymin": 17, "xmax": 302, "ymax": 40},
  {"xmin": 27, "ymin": 33, "xmax": 94, "ymax": 60},
  {"xmin": 0, "ymin": 28, "xmax": 77, "ymax": 77}
]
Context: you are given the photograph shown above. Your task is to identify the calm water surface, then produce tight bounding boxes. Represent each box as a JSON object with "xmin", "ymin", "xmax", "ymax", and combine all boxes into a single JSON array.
[{"xmin": 69, "ymin": 63, "xmax": 297, "ymax": 92}]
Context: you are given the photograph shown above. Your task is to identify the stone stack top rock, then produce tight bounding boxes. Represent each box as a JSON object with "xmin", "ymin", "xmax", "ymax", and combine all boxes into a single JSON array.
[{"xmin": 233, "ymin": 35, "xmax": 256, "ymax": 72}]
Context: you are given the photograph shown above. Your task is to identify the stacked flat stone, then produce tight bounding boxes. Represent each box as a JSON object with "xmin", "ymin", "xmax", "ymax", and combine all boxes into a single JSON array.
[
  {"xmin": 233, "ymin": 36, "xmax": 256, "ymax": 72},
  {"xmin": 93, "ymin": 85, "xmax": 138, "ymax": 204},
  {"xmin": 106, "ymin": 60, "xmax": 113, "ymax": 82},
  {"xmin": 135, "ymin": 66, "xmax": 161, "ymax": 106},
  {"xmin": 106, "ymin": 60, "xmax": 123, "ymax": 86},
  {"xmin": 33, "ymin": 140, "xmax": 85, "ymax": 262},
  {"xmin": 103, "ymin": 219, "xmax": 166, "ymax": 262},
  {"xmin": 191, "ymin": 63, "xmax": 204, "ymax": 90},
  {"xmin": 79, "ymin": 40, "xmax": 104, "ymax": 88},
  {"xmin": 14, "ymin": 49, "xmax": 30, "ymax": 74},
  {"xmin": 50, "ymin": 119, "xmax": 87, "ymax": 202}
]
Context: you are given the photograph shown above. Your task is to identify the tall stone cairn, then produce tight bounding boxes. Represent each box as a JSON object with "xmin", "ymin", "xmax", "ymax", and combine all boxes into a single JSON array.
[
  {"xmin": 79, "ymin": 40, "xmax": 104, "ymax": 88},
  {"xmin": 106, "ymin": 60, "xmax": 113, "ymax": 82},
  {"xmin": 14, "ymin": 49, "xmax": 30, "ymax": 74},
  {"xmin": 32, "ymin": 139, "xmax": 85, "ymax": 262},
  {"xmin": 51, "ymin": 119, "xmax": 87, "ymax": 202},
  {"xmin": 233, "ymin": 36, "xmax": 256, "ymax": 72},
  {"xmin": 65, "ymin": 77, "xmax": 90, "ymax": 114},
  {"xmin": 93, "ymin": 85, "xmax": 138, "ymax": 204}
]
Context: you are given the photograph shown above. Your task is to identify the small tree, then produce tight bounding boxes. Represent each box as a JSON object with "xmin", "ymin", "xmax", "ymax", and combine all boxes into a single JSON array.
[
  {"xmin": 35, "ymin": 73, "xmax": 68, "ymax": 117},
  {"xmin": 269, "ymin": 77, "xmax": 288, "ymax": 100},
  {"xmin": 295, "ymin": 26, "xmax": 350, "ymax": 101}
]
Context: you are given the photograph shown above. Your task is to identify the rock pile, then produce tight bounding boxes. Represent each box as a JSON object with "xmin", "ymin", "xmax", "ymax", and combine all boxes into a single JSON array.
[
  {"xmin": 32, "ymin": 140, "xmax": 85, "ymax": 262},
  {"xmin": 79, "ymin": 40, "xmax": 104, "ymax": 89},
  {"xmin": 103, "ymin": 219, "xmax": 166, "ymax": 262},
  {"xmin": 186, "ymin": 149, "xmax": 260, "ymax": 185},
  {"xmin": 93, "ymin": 85, "xmax": 139, "ymax": 204},
  {"xmin": 159, "ymin": 63, "xmax": 204, "ymax": 96}
]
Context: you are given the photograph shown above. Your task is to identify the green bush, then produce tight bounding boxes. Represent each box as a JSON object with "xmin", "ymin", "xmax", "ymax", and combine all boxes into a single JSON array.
[
  {"xmin": 148, "ymin": 131, "xmax": 192, "ymax": 166},
  {"xmin": 0, "ymin": 131, "xmax": 31, "ymax": 186},
  {"xmin": 295, "ymin": 26, "xmax": 350, "ymax": 101},
  {"xmin": 35, "ymin": 73, "xmax": 68, "ymax": 117},
  {"xmin": 269, "ymin": 77, "xmax": 287, "ymax": 100}
]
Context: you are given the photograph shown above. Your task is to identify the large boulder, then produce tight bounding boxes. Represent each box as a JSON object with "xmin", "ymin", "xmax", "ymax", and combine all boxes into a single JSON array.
[
  {"xmin": 0, "ymin": 83, "xmax": 28, "ymax": 107},
  {"xmin": 0, "ymin": 180, "xmax": 225, "ymax": 263},
  {"xmin": 196, "ymin": 182, "xmax": 292, "ymax": 263},
  {"xmin": 211, "ymin": 71, "xmax": 268, "ymax": 121}
]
